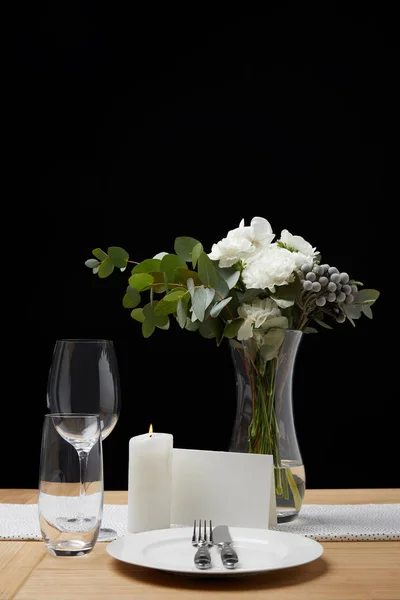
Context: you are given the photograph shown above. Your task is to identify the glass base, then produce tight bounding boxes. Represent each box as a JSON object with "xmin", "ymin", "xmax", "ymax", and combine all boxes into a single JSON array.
[
  {"xmin": 46, "ymin": 539, "xmax": 94, "ymax": 556},
  {"xmin": 97, "ymin": 527, "xmax": 118, "ymax": 542},
  {"xmin": 277, "ymin": 510, "xmax": 300, "ymax": 523}
]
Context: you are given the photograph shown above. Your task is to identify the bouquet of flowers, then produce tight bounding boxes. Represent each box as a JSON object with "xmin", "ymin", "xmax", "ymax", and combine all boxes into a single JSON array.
[{"xmin": 85, "ymin": 216, "xmax": 379, "ymax": 516}]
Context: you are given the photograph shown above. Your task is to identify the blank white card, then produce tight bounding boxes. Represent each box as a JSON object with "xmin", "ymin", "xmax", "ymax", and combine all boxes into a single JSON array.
[{"xmin": 171, "ymin": 448, "xmax": 276, "ymax": 529}]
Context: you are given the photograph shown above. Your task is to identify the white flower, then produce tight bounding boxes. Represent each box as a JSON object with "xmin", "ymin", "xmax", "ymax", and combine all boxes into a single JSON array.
[
  {"xmin": 237, "ymin": 298, "xmax": 282, "ymax": 341},
  {"xmin": 153, "ymin": 252, "xmax": 168, "ymax": 260},
  {"xmin": 242, "ymin": 245, "xmax": 297, "ymax": 290},
  {"xmin": 279, "ymin": 229, "xmax": 318, "ymax": 268},
  {"xmin": 208, "ymin": 216, "xmax": 275, "ymax": 268}
]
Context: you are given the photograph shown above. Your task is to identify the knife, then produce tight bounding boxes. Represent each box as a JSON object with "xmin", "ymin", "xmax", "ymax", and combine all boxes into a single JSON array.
[{"xmin": 212, "ymin": 525, "xmax": 239, "ymax": 569}]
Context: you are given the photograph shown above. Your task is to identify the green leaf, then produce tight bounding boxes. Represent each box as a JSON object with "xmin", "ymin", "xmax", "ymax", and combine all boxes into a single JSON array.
[
  {"xmin": 92, "ymin": 248, "xmax": 108, "ymax": 261},
  {"xmin": 98, "ymin": 258, "xmax": 115, "ymax": 278},
  {"xmin": 361, "ymin": 304, "xmax": 373, "ymax": 319},
  {"xmin": 157, "ymin": 317, "xmax": 170, "ymax": 330},
  {"xmin": 263, "ymin": 316, "xmax": 289, "ymax": 330},
  {"xmin": 123, "ymin": 286, "xmax": 141, "ymax": 308},
  {"xmin": 153, "ymin": 298, "xmax": 179, "ymax": 316},
  {"xmin": 130, "ymin": 308, "xmax": 145, "ymax": 323},
  {"xmin": 132, "ymin": 259, "xmax": 161, "ymax": 274},
  {"xmin": 85, "ymin": 258, "xmax": 100, "ymax": 269},
  {"xmin": 185, "ymin": 318, "xmax": 200, "ymax": 331},
  {"xmin": 174, "ymin": 237, "xmax": 202, "ymax": 262},
  {"xmin": 304, "ymin": 327, "xmax": 318, "ymax": 334},
  {"xmin": 176, "ymin": 299, "xmax": 187, "ymax": 328},
  {"xmin": 240, "ymin": 289, "xmax": 263, "ymax": 303},
  {"xmin": 216, "ymin": 266, "xmax": 241, "ymax": 290},
  {"xmin": 353, "ymin": 289, "xmax": 380, "ymax": 305},
  {"xmin": 192, "ymin": 286, "xmax": 208, "ymax": 322},
  {"xmin": 313, "ymin": 318, "xmax": 333, "ymax": 330},
  {"xmin": 191, "ymin": 242, "xmax": 203, "ymax": 268},
  {"xmin": 163, "ymin": 287, "xmax": 188, "ymax": 302},
  {"xmin": 215, "ymin": 275, "xmax": 230, "ymax": 299},
  {"xmin": 174, "ymin": 267, "xmax": 202, "ymax": 287},
  {"xmin": 148, "ymin": 271, "xmax": 167, "ymax": 293},
  {"xmin": 107, "ymin": 246, "xmax": 129, "ymax": 268},
  {"xmin": 260, "ymin": 329, "xmax": 285, "ymax": 360},
  {"xmin": 128, "ymin": 273, "xmax": 154, "ymax": 292},
  {"xmin": 210, "ymin": 297, "xmax": 232, "ymax": 317},
  {"xmin": 187, "ymin": 277, "xmax": 195, "ymax": 299},
  {"xmin": 199, "ymin": 318, "xmax": 216, "ymax": 339},
  {"xmin": 198, "ymin": 252, "xmax": 219, "ymax": 288},
  {"xmin": 211, "ymin": 317, "xmax": 224, "ymax": 346},
  {"xmin": 342, "ymin": 303, "xmax": 362, "ymax": 319},
  {"xmin": 273, "ymin": 272, "xmax": 301, "ymax": 300},
  {"xmin": 160, "ymin": 254, "xmax": 187, "ymax": 282},
  {"xmin": 223, "ymin": 318, "xmax": 245, "ymax": 339},
  {"xmin": 143, "ymin": 302, "xmax": 171, "ymax": 327},
  {"xmin": 271, "ymin": 297, "xmax": 295, "ymax": 309},
  {"xmin": 142, "ymin": 319, "xmax": 155, "ymax": 338},
  {"xmin": 349, "ymin": 280, "xmax": 364, "ymax": 286},
  {"xmin": 92, "ymin": 267, "xmax": 99, "ymax": 274}
]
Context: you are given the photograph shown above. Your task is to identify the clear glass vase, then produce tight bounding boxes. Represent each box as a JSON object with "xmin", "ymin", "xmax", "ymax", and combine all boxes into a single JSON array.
[{"xmin": 229, "ymin": 329, "xmax": 305, "ymax": 523}]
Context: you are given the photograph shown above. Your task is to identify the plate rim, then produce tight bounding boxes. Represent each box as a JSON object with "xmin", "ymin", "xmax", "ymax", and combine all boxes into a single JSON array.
[{"xmin": 106, "ymin": 526, "xmax": 324, "ymax": 577}]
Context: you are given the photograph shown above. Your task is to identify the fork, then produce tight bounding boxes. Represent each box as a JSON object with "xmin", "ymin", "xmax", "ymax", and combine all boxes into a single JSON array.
[{"xmin": 192, "ymin": 520, "xmax": 212, "ymax": 569}]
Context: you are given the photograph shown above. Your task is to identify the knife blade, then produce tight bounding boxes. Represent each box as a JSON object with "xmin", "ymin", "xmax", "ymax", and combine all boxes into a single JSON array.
[{"xmin": 212, "ymin": 525, "xmax": 239, "ymax": 569}]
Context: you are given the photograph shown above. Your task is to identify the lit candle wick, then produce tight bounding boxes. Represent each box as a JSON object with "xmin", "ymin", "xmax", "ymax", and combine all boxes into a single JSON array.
[{"xmin": 149, "ymin": 423, "xmax": 153, "ymax": 438}]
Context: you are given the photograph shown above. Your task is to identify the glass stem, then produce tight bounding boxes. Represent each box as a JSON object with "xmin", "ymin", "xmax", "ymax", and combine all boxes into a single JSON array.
[{"xmin": 77, "ymin": 449, "xmax": 89, "ymax": 518}]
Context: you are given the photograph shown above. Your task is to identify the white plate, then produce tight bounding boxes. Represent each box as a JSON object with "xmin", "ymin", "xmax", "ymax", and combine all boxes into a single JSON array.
[{"xmin": 106, "ymin": 527, "xmax": 323, "ymax": 577}]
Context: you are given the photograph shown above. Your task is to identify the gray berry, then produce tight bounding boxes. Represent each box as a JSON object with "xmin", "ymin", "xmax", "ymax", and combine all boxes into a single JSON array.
[
  {"xmin": 316, "ymin": 296, "xmax": 326, "ymax": 307},
  {"xmin": 301, "ymin": 264, "xmax": 312, "ymax": 274},
  {"xmin": 333, "ymin": 308, "xmax": 340, "ymax": 314},
  {"xmin": 330, "ymin": 273, "xmax": 341, "ymax": 283},
  {"xmin": 303, "ymin": 280, "xmax": 313, "ymax": 291},
  {"xmin": 336, "ymin": 313, "xmax": 346, "ymax": 323},
  {"xmin": 336, "ymin": 283, "xmax": 342, "ymax": 291},
  {"xmin": 312, "ymin": 281, "xmax": 321, "ymax": 292},
  {"xmin": 351, "ymin": 285, "xmax": 358, "ymax": 295},
  {"xmin": 342, "ymin": 284, "xmax": 351, "ymax": 295},
  {"xmin": 340, "ymin": 272, "xmax": 349, "ymax": 284},
  {"xmin": 313, "ymin": 265, "xmax": 322, "ymax": 276},
  {"xmin": 345, "ymin": 294, "xmax": 354, "ymax": 304},
  {"xmin": 319, "ymin": 276, "xmax": 329, "ymax": 287},
  {"xmin": 327, "ymin": 282, "xmax": 337, "ymax": 292},
  {"xmin": 336, "ymin": 291, "xmax": 346, "ymax": 303},
  {"xmin": 327, "ymin": 292, "xmax": 336, "ymax": 302},
  {"xmin": 306, "ymin": 272, "xmax": 316, "ymax": 281},
  {"xmin": 320, "ymin": 264, "xmax": 329, "ymax": 273},
  {"xmin": 328, "ymin": 267, "xmax": 339, "ymax": 274}
]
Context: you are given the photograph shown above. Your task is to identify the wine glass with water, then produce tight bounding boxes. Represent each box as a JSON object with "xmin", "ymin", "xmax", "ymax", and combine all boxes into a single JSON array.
[{"xmin": 47, "ymin": 339, "xmax": 121, "ymax": 540}]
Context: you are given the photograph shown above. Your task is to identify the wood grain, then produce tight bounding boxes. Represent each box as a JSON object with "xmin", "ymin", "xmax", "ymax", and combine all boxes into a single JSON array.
[{"xmin": 0, "ymin": 489, "xmax": 399, "ymax": 600}]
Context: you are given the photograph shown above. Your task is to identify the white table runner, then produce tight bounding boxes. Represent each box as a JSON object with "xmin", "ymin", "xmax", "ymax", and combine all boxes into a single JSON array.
[{"xmin": 1, "ymin": 503, "xmax": 399, "ymax": 542}]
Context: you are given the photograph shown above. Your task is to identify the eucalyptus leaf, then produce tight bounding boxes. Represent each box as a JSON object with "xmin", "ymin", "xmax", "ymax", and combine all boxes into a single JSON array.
[
  {"xmin": 120, "ymin": 267, "xmax": 126, "ymax": 272},
  {"xmin": 144, "ymin": 302, "xmax": 172, "ymax": 327},
  {"xmin": 123, "ymin": 286, "xmax": 141, "ymax": 308},
  {"xmin": 160, "ymin": 254, "xmax": 187, "ymax": 282},
  {"xmin": 98, "ymin": 258, "xmax": 115, "ymax": 278},
  {"xmin": 361, "ymin": 304, "xmax": 373, "ymax": 319},
  {"xmin": 187, "ymin": 277, "xmax": 195, "ymax": 299},
  {"xmin": 174, "ymin": 267, "xmax": 202, "ymax": 286},
  {"xmin": 174, "ymin": 237, "xmax": 202, "ymax": 262},
  {"xmin": 210, "ymin": 297, "xmax": 232, "ymax": 317},
  {"xmin": 153, "ymin": 298, "xmax": 178, "ymax": 316},
  {"xmin": 223, "ymin": 318, "xmax": 244, "ymax": 339},
  {"xmin": 163, "ymin": 287, "xmax": 188, "ymax": 302},
  {"xmin": 271, "ymin": 297, "xmax": 295, "ymax": 309},
  {"xmin": 216, "ymin": 266, "xmax": 240, "ymax": 290},
  {"xmin": 191, "ymin": 242, "xmax": 203, "ymax": 268},
  {"xmin": 142, "ymin": 319, "xmax": 155, "ymax": 338},
  {"xmin": 85, "ymin": 258, "xmax": 100, "ymax": 269},
  {"xmin": 185, "ymin": 318, "xmax": 200, "ymax": 331},
  {"xmin": 149, "ymin": 271, "xmax": 167, "ymax": 293},
  {"xmin": 260, "ymin": 329, "xmax": 285, "ymax": 360},
  {"xmin": 107, "ymin": 246, "xmax": 129, "ymax": 268},
  {"xmin": 176, "ymin": 299, "xmax": 187, "ymax": 328},
  {"xmin": 240, "ymin": 289, "xmax": 263, "ymax": 303},
  {"xmin": 353, "ymin": 289, "xmax": 380, "ymax": 305},
  {"xmin": 205, "ymin": 287, "xmax": 215, "ymax": 309},
  {"xmin": 199, "ymin": 318, "xmax": 216, "ymax": 339},
  {"xmin": 273, "ymin": 273, "xmax": 301, "ymax": 300},
  {"xmin": 132, "ymin": 259, "xmax": 161, "ymax": 274},
  {"xmin": 342, "ymin": 303, "xmax": 362, "ymax": 319},
  {"xmin": 157, "ymin": 318, "xmax": 170, "ymax": 330},
  {"xmin": 211, "ymin": 317, "xmax": 224, "ymax": 346},
  {"xmin": 128, "ymin": 273, "xmax": 154, "ymax": 291},
  {"xmin": 92, "ymin": 267, "xmax": 99, "ymax": 274},
  {"xmin": 313, "ymin": 318, "xmax": 333, "ymax": 330},
  {"xmin": 192, "ymin": 286, "xmax": 208, "ymax": 322},
  {"xmin": 304, "ymin": 327, "xmax": 318, "ymax": 334},
  {"xmin": 215, "ymin": 275, "xmax": 230, "ymax": 299},
  {"xmin": 198, "ymin": 252, "xmax": 219, "ymax": 288},
  {"xmin": 130, "ymin": 308, "xmax": 145, "ymax": 323},
  {"xmin": 92, "ymin": 248, "xmax": 108, "ymax": 261},
  {"xmin": 263, "ymin": 316, "xmax": 289, "ymax": 330}
]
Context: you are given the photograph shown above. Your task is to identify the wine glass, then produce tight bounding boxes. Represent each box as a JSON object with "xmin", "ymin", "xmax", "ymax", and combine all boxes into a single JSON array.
[{"xmin": 47, "ymin": 339, "xmax": 121, "ymax": 540}]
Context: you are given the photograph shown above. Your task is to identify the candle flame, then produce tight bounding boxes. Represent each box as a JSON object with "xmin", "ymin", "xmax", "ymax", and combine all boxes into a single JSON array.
[{"xmin": 149, "ymin": 423, "xmax": 153, "ymax": 437}]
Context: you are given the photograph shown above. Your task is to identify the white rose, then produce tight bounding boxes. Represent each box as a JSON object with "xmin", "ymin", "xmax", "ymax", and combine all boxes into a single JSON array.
[
  {"xmin": 279, "ymin": 229, "xmax": 318, "ymax": 268},
  {"xmin": 208, "ymin": 216, "xmax": 275, "ymax": 268},
  {"xmin": 237, "ymin": 298, "xmax": 282, "ymax": 341},
  {"xmin": 242, "ymin": 245, "xmax": 297, "ymax": 290}
]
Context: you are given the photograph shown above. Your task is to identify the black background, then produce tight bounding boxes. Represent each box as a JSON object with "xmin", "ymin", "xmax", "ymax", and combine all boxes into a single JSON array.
[{"xmin": 9, "ymin": 4, "xmax": 396, "ymax": 490}]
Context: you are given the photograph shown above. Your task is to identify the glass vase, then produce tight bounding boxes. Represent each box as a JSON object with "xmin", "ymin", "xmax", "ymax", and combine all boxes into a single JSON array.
[{"xmin": 229, "ymin": 329, "xmax": 305, "ymax": 523}]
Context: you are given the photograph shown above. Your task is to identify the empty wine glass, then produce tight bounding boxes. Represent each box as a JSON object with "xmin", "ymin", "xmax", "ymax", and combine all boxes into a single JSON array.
[{"xmin": 47, "ymin": 339, "xmax": 121, "ymax": 540}]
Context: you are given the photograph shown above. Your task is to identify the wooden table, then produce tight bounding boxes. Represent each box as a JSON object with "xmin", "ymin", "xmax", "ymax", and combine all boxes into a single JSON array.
[{"xmin": 1, "ymin": 489, "xmax": 399, "ymax": 600}]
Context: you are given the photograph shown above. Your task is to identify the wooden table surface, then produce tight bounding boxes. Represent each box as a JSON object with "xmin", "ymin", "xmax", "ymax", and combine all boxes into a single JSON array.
[{"xmin": 1, "ymin": 489, "xmax": 399, "ymax": 600}]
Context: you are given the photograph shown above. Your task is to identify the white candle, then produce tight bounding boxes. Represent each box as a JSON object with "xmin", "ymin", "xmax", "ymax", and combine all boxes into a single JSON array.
[{"xmin": 128, "ymin": 427, "xmax": 173, "ymax": 533}]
